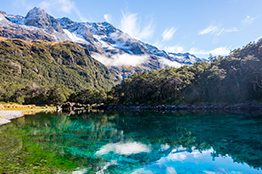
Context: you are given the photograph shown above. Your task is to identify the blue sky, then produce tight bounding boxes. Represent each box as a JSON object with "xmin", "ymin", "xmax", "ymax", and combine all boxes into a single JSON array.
[{"xmin": 1, "ymin": 0, "xmax": 262, "ymax": 58}]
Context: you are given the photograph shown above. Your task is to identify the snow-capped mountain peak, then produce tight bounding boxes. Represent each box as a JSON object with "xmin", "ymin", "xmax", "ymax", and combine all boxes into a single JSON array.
[
  {"xmin": 0, "ymin": 7, "xmax": 205, "ymax": 80},
  {"xmin": 25, "ymin": 7, "xmax": 63, "ymax": 33}
]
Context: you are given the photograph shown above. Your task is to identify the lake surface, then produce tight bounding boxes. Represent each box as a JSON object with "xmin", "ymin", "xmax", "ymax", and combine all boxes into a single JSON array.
[{"xmin": 0, "ymin": 111, "xmax": 261, "ymax": 173}]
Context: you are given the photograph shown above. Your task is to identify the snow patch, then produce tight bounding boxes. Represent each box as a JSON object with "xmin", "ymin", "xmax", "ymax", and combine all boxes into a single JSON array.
[
  {"xmin": 6, "ymin": 15, "xmax": 25, "ymax": 25},
  {"xmin": 0, "ymin": 14, "xmax": 5, "ymax": 22},
  {"xmin": 63, "ymin": 29, "xmax": 87, "ymax": 43},
  {"xmin": 93, "ymin": 34, "xmax": 115, "ymax": 49},
  {"xmin": 110, "ymin": 30, "xmax": 137, "ymax": 45},
  {"xmin": 51, "ymin": 34, "xmax": 59, "ymax": 41}
]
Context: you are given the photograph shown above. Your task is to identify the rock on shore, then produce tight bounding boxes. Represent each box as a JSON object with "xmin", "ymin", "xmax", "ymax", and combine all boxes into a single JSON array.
[{"xmin": 0, "ymin": 111, "xmax": 24, "ymax": 125}]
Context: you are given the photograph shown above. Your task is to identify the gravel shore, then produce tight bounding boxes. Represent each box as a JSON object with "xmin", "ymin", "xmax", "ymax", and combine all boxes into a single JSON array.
[{"xmin": 0, "ymin": 110, "xmax": 24, "ymax": 126}]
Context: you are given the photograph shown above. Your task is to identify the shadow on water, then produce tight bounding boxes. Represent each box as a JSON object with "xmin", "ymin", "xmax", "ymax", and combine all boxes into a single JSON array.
[{"xmin": 0, "ymin": 111, "xmax": 261, "ymax": 173}]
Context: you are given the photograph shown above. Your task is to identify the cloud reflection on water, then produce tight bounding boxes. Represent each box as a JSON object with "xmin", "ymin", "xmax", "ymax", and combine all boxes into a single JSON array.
[
  {"xmin": 95, "ymin": 142, "xmax": 151, "ymax": 156},
  {"xmin": 133, "ymin": 146, "xmax": 261, "ymax": 174}
]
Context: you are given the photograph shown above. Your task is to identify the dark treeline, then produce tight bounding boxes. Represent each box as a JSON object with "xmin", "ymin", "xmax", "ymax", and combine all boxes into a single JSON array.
[
  {"xmin": 106, "ymin": 39, "xmax": 262, "ymax": 105},
  {"xmin": 1, "ymin": 84, "xmax": 72, "ymax": 105}
]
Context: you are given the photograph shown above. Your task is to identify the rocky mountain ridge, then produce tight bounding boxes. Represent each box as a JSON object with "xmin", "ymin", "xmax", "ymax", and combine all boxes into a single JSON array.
[{"xmin": 0, "ymin": 7, "xmax": 206, "ymax": 80}]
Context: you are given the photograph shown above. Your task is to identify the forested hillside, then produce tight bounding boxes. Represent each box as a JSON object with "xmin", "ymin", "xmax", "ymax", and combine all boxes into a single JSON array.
[
  {"xmin": 107, "ymin": 39, "xmax": 262, "ymax": 105},
  {"xmin": 1, "ymin": 37, "xmax": 261, "ymax": 106},
  {"xmin": 0, "ymin": 37, "xmax": 114, "ymax": 105}
]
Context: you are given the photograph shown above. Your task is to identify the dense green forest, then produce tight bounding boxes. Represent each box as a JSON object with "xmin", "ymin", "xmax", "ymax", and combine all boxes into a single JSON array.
[
  {"xmin": 106, "ymin": 39, "xmax": 262, "ymax": 105},
  {"xmin": 1, "ymin": 37, "xmax": 261, "ymax": 106},
  {"xmin": 0, "ymin": 37, "xmax": 114, "ymax": 105}
]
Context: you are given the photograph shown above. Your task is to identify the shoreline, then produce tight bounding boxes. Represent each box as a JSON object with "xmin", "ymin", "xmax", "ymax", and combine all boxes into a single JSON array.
[
  {"xmin": 60, "ymin": 101, "xmax": 262, "ymax": 114},
  {"xmin": 104, "ymin": 102, "xmax": 262, "ymax": 113},
  {"xmin": 1, "ymin": 102, "xmax": 262, "ymax": 126},
  {"xmin": 0, "ymin": 106, "xmax": 56, "ymax": 126}
]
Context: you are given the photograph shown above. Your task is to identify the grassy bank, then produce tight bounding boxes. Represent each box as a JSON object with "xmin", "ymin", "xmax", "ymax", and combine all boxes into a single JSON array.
[
  {"xmin": 0, "ymin": 103, "xmax": 56, "ymax": 112},
  {"xmin": 0, "ymin": 103, "xmax": 56, "ymax": 126}
]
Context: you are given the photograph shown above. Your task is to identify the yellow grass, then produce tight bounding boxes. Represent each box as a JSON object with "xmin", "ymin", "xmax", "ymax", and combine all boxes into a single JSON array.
[
  {"xmin": 0, "ymin": 37, "xmax": 7, "ymax": 41},
  {"xmin": 0, "ymin": 103, "xmax": 56, "ymax": 112},
  {"xmin": 0, "ymin": 36, "xmax": 32, "ymax": 45},
  {"xmin": 0, "ymin": 36, "xmax": 70, "ymax": 46}
]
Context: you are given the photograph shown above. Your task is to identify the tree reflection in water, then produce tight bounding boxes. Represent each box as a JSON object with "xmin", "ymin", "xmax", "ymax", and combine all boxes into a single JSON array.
[{"xmin": 0, "ymin": 111, "xmax": 261, "ymax": 173}]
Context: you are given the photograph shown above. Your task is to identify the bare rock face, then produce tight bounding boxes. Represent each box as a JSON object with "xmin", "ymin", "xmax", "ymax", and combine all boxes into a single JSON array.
[
  {"xmin": 0, "ymin": 8, "xmax": 57, "ymax": 41},
  {"xmin": 0, "ymin": 11, "xmax": 7, "ymax": 16},
  {"xmin": 25, "ymin": 7, "xmax": 63, "ymax": 33},
  {"xmin": 0, "ymin": 27, "xmax": 56, "ymax": 41},
  {"xmin": 9, "ymin": 61, "xmax": 22, "ymax": 74}
]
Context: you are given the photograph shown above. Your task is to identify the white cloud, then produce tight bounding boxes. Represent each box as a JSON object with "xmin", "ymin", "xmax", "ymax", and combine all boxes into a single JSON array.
[
  {"xmin": 39, "ymin": 0, "xmax": 75, "ymax": 13},
  {"xmin": 166, "ymin": 167, "xmax": 177, "ymax": 174},
  {"xmin": 212, "ymin": 37, "xmax": 219, "ymax": 45},
  {"xmin": 159, "ymin": 58, "xmax": 183, "ymax": 68},
  {"xmin": 203, "ymin": 171, "xmax": 216, "ymax": 174},
  {"xmin": 187, "ymin": 48, "xmax": 208, "ymax": 56},
  {"xmin": 91, "ymin": 53, "xmax": 149, "ymax": 66},
  {"xmin": 161, "ymin": 144, "xmax": 170, "ymax": 150},
  {"xmin": 55, "ymin": 0, "xmax": 75, "ymax": 13},
  {"xmin": 38, "ymin": 0, "xmax": 87, "ymax": 22},
  {"xmin": 13, "ymin": 0, "xmax": 33, "ymax": 10},
  {"xmin": 73, "ymin": 9, "xmax": 87, "ymax": 22},
  {"xmin": 162, "ymin": 27, "xmax": 176, "ymax": 41},
  {"xmin": 199, "ymin": 24, "xmax": 238, "ymax": 36},
  {"xmin": 242, "ymin": 16, "xmax": 256, "ymax": 25},
  {"xmin": 104, "ymin": 14, "xmax": 112, "ymax": 23},
  {"xmin": 199, "ymin": 25, "xmax": 218, "ymax": 35},
  {"xmin": 120, "ymin": 12, "xmax": 154, "ymax": 40},
  {"xmin": 39, "ymin": 1, "xmax": 51, "ymax": 9},
  {"xmin": 189, "ymin": 47, "xmax": 230, "ymax": 56},
  {"xmin": 224, "ymin": 27, "xmax": 238, "ymax": 33},
  {"xmin": 210, "ymin": 47, "xmax": 230, "ymax": 55},
  {"xmin": 166, "ymin": 152, "xmax": 187, "ymax": 161},
  {"xmin": 165, "ymin": 46, "xmax": 184, "ymax": 53}
]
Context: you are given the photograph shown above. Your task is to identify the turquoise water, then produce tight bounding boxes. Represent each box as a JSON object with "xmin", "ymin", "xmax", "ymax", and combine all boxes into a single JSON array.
[{"xmin": 0, "ymin": 111, "xmax": 262, "ymax": 173}]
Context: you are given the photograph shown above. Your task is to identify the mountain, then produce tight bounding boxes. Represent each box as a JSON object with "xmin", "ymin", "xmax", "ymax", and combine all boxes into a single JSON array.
[
  {"xmin": 0, "ymin": 37, "xmax": 114, "ymax": 94},
  {"xmin": 0, "ymin": 7, "xmax": 205, "ymax": 80}
]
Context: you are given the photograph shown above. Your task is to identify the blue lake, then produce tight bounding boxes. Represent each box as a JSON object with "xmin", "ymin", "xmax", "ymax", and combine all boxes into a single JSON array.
[{"xmin": 0, "ymin": 111, "xmax": 261, "ymax": 173}]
